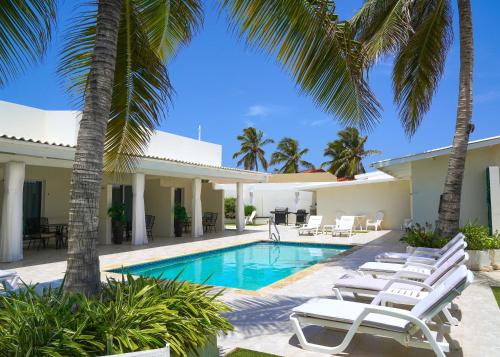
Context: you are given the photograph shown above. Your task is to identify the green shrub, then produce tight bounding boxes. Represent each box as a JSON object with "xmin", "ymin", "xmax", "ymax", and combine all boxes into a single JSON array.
[
  {"xmin": 458, "ymin": 222, "xmax": 500, "ymax": 250},
  {"xmin": 244, "ymin": 205, "xmax": 256, "ymax": 216},
  {"xmin": 174, "ymin": 204, "xmax": 187, "ymax": 222},
  {"xmin": 401, "ymin": 223, "xmax": 447, "ymax": 248},
  {"xmin": 0, "ymin": 276, "xmax": 232, "ymax": 356},
  {"xmin": 224, "ymin": 197, "xmax": 236, "ymax": 219}
]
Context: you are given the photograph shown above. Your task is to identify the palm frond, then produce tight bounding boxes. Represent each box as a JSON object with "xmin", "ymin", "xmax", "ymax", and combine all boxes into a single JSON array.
[
  {"xmin": 0, "ymin": 0, "xmax": 56, "ymax": 88},
  {"xmin": 219, "ymin": 0, "xmax": 381, "ymax": 130},
  {"xmin": 392, "ymin": 0, "xmax": 452, "ymax": 136}
]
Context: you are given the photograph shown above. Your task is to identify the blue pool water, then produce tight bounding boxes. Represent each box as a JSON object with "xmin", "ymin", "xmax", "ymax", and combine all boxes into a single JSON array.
[{"xmin": 110, "ymin": 242, "xmax": 350, "ymax": 290}]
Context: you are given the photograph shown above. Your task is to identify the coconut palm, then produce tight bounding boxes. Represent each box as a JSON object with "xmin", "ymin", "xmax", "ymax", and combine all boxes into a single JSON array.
[
  {"xmin": 321, "ymin": 127, "xmax": 381, "ymax": 178},
  {"xmin": 349, "ymin": 0, "xmax": 474, "ymax": 237},
  {"xmin": 0, "ymin": 1, "xmax": 56, "ymax": 88},
  {"xmin": 232, "ymin": 127, "xmax": 273, "ymax": 171},
  {"xmin": 270, "ymin": 138, "xmax": 314, "ymax": 174}
]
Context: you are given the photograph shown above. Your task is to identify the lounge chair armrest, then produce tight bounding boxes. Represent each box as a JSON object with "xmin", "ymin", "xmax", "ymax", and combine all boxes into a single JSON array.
[
  {"xmin": 360, "ymin": 304, "xmax": 418, "ymax": 322},
  {"xmin": 406, "ymin": 256, "xmax": 437, "ymax": 264},
  {"xmin": 372, "ymin": 291, "xmax": 421, "ymax": 307},
  {"xmin": 382, "ymin": 279, "xmax": 434, "ymax": 291},
  {"xmin": 403, "ymin": 261, "xmax": 436, "ymax": 270},
  {"xmin": 393, "ymin": 269, "xmax": 429, "ymax": 280},
  {"xmin": 413, "ymin": 247, "xmax": 440, "ymax": 254}
]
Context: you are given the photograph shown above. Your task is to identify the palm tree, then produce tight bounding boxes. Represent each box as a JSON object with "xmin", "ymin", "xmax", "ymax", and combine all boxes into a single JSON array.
[
  {"xmin": 321, "ymin": 127, "xmax": 381, "ymax": 179},
  {"xmin": 232, "ymin": 127, "xmax": 273, "ymax": 171},
  {"xmin": 270, "ymin": 138, "xmax": 314, "ymax": 173},
  {"xmin": 350, "ymin": 0, "xmax": 474, "ymax": 237}
]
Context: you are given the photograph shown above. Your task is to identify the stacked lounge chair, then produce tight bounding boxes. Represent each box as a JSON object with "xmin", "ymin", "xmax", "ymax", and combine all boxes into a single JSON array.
[{"xmin": 289, "ymin": 234, "xmax": 474, "ymax": 356}]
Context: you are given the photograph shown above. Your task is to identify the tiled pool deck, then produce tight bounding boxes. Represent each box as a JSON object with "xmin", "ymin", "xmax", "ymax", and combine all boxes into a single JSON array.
[{"xmin": 1, "ymin": 227, "xmax": 499, "ymax": 356}]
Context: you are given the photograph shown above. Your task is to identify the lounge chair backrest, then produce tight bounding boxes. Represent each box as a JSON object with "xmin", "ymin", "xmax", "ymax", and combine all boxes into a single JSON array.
[
  {"xmin": 438, "ymin": 233, "xmax": 465, "ymax": 254},
  {"xmin": 411, "ymin": 266, "xmax": 473, "ymax": 320},
  {"xmin": 424, "ymin": 250, "xmax": 468, "ymax": 286},
  {"xmin": 249, "ymin": 210, "xmax": 256, "ymax": 221},
  {"xmin": 435, "ymin": 240, "xmax": 466, "ymax": 267},
  {"xmin": 307, "ymin": 215, "xmax": 323, "ymax": 227},
  {"xmin": 335, "ymin": 211, "xmax": 345, "ymax": 225},
  {"xmin": 338, "ymin": 216, "xmax": 355, "ymax": 229}
]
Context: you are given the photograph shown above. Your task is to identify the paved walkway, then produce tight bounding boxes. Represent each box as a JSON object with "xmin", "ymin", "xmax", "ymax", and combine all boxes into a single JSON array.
[{"xmin": 1, "ymin": 227, "xmax": 499, "ymax": 356}]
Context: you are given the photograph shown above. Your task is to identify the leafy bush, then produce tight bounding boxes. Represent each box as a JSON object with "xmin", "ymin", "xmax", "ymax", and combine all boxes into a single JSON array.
[
  {"xmin": 401, "ymin": 223, "xmax": 447, "ymax": 248},
  {"xmin": 460, "ymin": 221, "xmax": 500, "ymax": 250},
  {"xmin": 244, "ymin": 205, "xmax": 256, "ymax": 216},
  {"xmin": 224, "ymin": 197, "xmax": 236, "ymax": 219},
  {"xmin": 174, "ymin": 204, "xmax": 187, "ymax": 222},
  {"xmin": 0, "ymin": 276, "xmax": 232, "ymax": 356}
]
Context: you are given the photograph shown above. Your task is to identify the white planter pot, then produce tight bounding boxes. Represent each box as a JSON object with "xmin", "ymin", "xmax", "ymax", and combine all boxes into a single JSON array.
[
  {"xmin": 406, "ymin": 246, "xmax": 417, "ymax": 254},
  {"xmin": 467, "ymin": 250, "xmax": 492, "ymax": 271},
  {"xmin": 489, "ymin": 249, "xmax": 500, "ymax": 270}
]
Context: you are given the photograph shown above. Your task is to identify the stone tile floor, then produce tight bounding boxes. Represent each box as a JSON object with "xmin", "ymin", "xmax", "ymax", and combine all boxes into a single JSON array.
[{"xmin": 1, "ymin": 226, "xmax": 499, "ymax": 356}]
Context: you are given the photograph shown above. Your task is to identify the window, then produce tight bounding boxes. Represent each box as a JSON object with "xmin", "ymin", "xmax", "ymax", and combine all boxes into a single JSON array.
[{"xmin": 174, "ymin": 188, "xmax": 183, "ymax": 206}]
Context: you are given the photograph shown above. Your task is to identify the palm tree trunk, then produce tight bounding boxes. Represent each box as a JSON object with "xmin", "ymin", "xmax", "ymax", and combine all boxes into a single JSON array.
[
  {"xmin": 65, "ymin": 0, "xmax": 122, "ymax": 295},
  {"xmin": 255, "ymin": 158, "xmax": 259, "ymax": 172},
  {"xmin": 436, "ymin": 0, "xmax": 473, "ymax": 238}
]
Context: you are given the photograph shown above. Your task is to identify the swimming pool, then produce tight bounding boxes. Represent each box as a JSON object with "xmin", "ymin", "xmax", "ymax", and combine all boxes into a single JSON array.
[{"xmin": 109, "ymin": 241, "xmax": 351, "ymax": 290}]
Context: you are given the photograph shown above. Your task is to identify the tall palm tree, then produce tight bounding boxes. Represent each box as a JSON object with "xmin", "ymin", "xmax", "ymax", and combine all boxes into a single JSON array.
[
  {"xmin": 321, "ymin": 127, "xmax": 381, "ymax": 179},
  {"xmin": 350, "ymin": 0, "xmax": 474, "ymax": 237},
  {"xmin": 232, "ymin": 127, "xmax": 273, "ymax": 171},
  {"xmin": 270, "ymin": 138, "xmax": 314, "ymax": 173}
]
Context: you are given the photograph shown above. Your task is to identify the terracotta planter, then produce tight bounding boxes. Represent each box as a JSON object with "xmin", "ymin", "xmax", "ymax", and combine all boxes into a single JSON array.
[
  {"xmin": 111, "ymin": 220, "xmax": 124, "ymax": 244},
  {"xmin": 174, "ymin": 219, "xmax": 184, "ymax": 237},
  {"xmin": 466, "ymin": 250, "xmax": 492, "ymax": 271},
  {"xmin": 489, "ymin": 249, "xmax": 500, "ymax": 270}
]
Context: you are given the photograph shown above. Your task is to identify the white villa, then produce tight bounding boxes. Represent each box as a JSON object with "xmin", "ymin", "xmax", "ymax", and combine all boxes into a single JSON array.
[{"xmin": 0, "ymin": 101, "xmax": 267, "ymax": 263}]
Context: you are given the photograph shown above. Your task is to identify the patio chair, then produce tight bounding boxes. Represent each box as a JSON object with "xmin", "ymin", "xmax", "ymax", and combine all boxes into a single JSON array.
[
  {"xmin": 332, "ymin": 250, "xmax": 468, "ymax": 325},
  {"xmin": 183, "ymin": 217, "xmax": 192, "ymax": 233},
  {"xmin": 0, "ymin": 270, "xmax": 21, "ymax": 293},
  {"xmin": 245, "ymin": 210, "xmax": 257, "ymax": 225},
  {"xmin": 375, "ymin": 233, "xmax": 465, "ymax": 264},
  {"xmin": 203, "ymin": 212, "xmax": 218, "ymax": 233},
  {"xmin": 146, "ymin": 215, "xmax": 155, "ymax": 241},
  {"xmin": 298, "ymin": 216, "xmax": 323, "ymax": 236},
  {"xmin": 273, "ymin": 207, "xmax": 288, "ymax": 225},
  {"xmin": 24, "ymin": 217, "xmax": 55, "ymax": 250},
  {"xmin": 105, "ymin": 345, "xmax": 170, "ymax": 356},
  {"xmin": 290, "ymin": 266, "xmax": 473, "ymax": 357},
  {"xmin": 295, "ymin": 209, "xmax": 308, "ymax": 226},
  {"xmin": 332, "ymin": 216, "xmax": 355, "ymax": 238},
  {"xmin": 358, "ymin": 240, "xmax": 466, "ymax": 278},
  {"xmin": 366, "ymin": 211, "xmax": 384, "ymax": 231}
]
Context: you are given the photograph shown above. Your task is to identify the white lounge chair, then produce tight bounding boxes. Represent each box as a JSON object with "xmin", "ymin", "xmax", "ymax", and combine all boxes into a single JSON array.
[
  {"xmin": 298, "ymin": 215, "xmax": 323, "ymax": 236},
  {"xmin": 0, "ymin": 270, "xmax": 20, "ymax": 293},
  {"xmin": 105, "ymin": 345, "xmax": 170, "ymax": 356},
  {"xmin": 332, "ymin": 216, "xmax": 355, "ymax": 238},
  {"xmin": 376, "ymin": 233, "xmax": 465, "ymax": 264},
  {"xmin": 358, "ymin": 239, "xmax": 466, "ymax": 278},
  {"xmin": 366, "ymin": 211, "xmax": 384, "ymax": 231},
  {"xmin": 244, "ymin": 210, "xmax": 256, "ymax": 225},
  {"xmin": 290, "ymin": 266, "xmax": 473, "ymax": 357}
]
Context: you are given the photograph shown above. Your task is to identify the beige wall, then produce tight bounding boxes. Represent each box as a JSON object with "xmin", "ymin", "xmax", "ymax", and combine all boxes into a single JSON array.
[
  {"xmin": 145, "ymin": 179, "xmax": 173, "ymax": 238},
  {"xmin": 316, "ymin": 180, "xmax": 411, "ymax": 229},
  {"xmin": 411, "ymin": 145, "xmax": 500, "ymax": 227},
  {"xmin": 202, "ymin": 183, "xmax": 225, "ymax": 231}
]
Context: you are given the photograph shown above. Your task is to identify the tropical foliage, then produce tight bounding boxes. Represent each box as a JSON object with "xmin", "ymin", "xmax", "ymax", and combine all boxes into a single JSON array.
[
  {"xmin": 0, "ymin": 276, "xmax": 232, "ymax": 356},
  {"xmin": 232, "ymin": 127, "xmax": 274, "ymax": 171},
  {"xmin": 348, "ymin": 0, "xmax": 474, "ymax": 237},
  {"xmin": 0, "ymin": 1, "xmax": 57, "ymax": 88},
  {"xmin": 321, "ymin": 127, "xmax": 380, "ymax": 178},
  {"xmin": 270, "ymin": 138, "xmax": 314, "ymax": 173}
]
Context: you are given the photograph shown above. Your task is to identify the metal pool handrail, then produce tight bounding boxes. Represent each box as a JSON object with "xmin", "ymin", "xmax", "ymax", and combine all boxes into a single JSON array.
[{"xmin": 269, "ymin": 216, "xmax": 281, "ymax": 242}]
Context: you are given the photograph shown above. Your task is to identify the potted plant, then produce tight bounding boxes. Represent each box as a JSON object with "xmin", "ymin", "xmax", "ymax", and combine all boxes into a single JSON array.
[
  {"xmin": 174, "ymin": 204, "xmax": 187, "ymax": 237},
  {"xmin": 400, "ymin": 223, "xmax": 447, "ymax": 254},
  {"xmin": 461, "ymin": 222, "xmax": 493, "ymax": 271},
  {"xmin": 108, "ymin": 203, "xmax": 126, "ymax": 244}
]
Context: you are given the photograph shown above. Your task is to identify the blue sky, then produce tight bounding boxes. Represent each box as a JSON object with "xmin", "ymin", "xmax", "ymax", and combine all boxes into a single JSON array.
[{"xmin": 1, "ymin": 0, "xmax": 499, "ymax": 170}]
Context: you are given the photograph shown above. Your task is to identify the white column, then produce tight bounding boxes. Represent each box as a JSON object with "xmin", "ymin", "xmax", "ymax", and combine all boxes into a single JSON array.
[
  {"xmin": 168, "ymin": 187, "xmax": 175, "ymax": 238},
  {"xmin": 132, "ymin": 173, "xmax": 147, "ymax": 245},
  {"xmin": 236, "ymin": 182, "xmax": 245, "ymax": 232},
  {"xmin": 0, "ymin": 162, "xmax": 26, "ymax": 262},
  {"xmin": 488, "ymin": 167, "xmax": 500, "ymax": 233},
  {"xmin": 192, "ymin": 178, "xmax": 203, "ymax": 237}
]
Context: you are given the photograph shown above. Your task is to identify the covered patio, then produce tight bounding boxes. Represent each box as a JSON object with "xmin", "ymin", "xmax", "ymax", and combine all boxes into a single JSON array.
[{"xmin": 0, "ymin": 135, "xmax": 267, "ymax": 263}]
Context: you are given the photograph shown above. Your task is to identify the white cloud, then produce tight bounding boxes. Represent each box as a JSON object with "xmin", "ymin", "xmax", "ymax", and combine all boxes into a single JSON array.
[
  {"xmin": 476, "ymin": 90, "xmax": 500, "ymax": 104},
  {"xmin": 244, "ymin": 104, "xmax": 289, "ymax": 118},
  {"xmin": 310, "ymin": 118, "xmax": 330, "ymax": 127}
]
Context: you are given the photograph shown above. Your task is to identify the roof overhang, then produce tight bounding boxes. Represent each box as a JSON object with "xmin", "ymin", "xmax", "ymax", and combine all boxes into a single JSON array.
[
  {"xmin": 371, "ymin": 135, "xmax": 500, "ymax": 179},
  {"xmin": 0, "ymin": 136, "xmax": 267, "ymax": 183},
  {"xmin": 296, "ymin": 176, "xmax": 401, "ymax": 191}
]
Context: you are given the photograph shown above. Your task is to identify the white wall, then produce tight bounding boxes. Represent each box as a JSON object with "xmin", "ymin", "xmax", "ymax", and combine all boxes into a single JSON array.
[
  {"xmin": 316, "ymin": 180, "xmax": 411, "ymax": 229},
  {"xmin": 411, "ymin": 145, "xmax": 500, "ymax": 228},
  {"xmin": 0, "ymin": 100, "xmax": 222, "ymax": 167}
]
